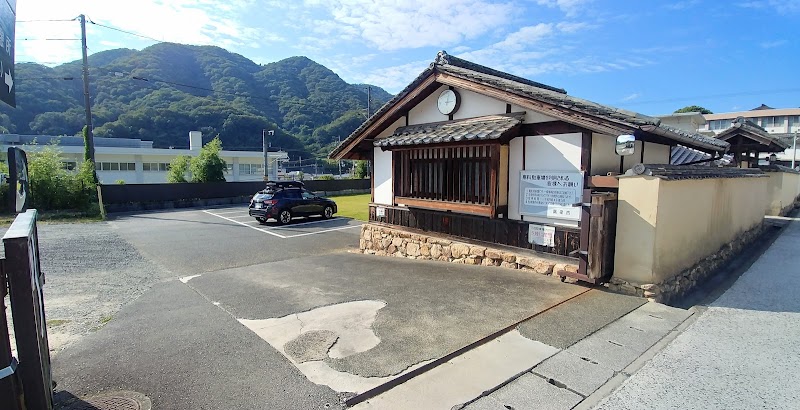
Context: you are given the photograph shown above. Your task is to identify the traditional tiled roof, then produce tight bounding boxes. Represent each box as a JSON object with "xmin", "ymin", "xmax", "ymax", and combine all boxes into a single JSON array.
[
  {"xmin": 670, "ymin": 145, "xmax": 732, "ymax": 166},
  {"xmin": 375, "ymin": 113, "xmax": 524, "ymax": 148},
  {"xmin": 759, "ymin": 164, "xmax": 800, "ymax": 174},
  {"xmin": 625, "ymin": 164, "xmax": 766, "ymax": 180},
  {"xmin": 716, "ymin": 117, "xmax": 790, "ymax": 150},
  {"xmin": 330, "ymin": 51, "xmax": 730, "ymax": 159}
]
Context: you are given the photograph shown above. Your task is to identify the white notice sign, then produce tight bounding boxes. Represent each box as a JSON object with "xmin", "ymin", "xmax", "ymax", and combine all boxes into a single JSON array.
[
  {"xmin": 376, "ymin": 207, "xmax": 386, "ymax": 217},
  {"xmin": 519, "ymin": 170, "xmax": 583, "ymax": 221},
  {"xmin": 528, "ymin": 224, "xmax": 555, "ymax": 247}
]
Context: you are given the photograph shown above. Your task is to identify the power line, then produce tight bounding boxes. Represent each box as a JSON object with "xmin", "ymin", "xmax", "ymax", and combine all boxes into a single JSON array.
[
  {"xmin": 87, "ymin": 20, "xmax": 163, "ymax": 44},
  {"xmin": 17, "ymin": 19, "xmax": 77, "ymax": 23},
  {"xmin": 18, "ymin": 38, "xmax": 81, "ymax": 41}
]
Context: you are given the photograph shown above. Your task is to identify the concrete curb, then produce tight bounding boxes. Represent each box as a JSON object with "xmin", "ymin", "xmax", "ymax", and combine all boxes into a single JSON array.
[{"xmin": 572, "ymin": 306, "xmax": 702, "ymax": 410}]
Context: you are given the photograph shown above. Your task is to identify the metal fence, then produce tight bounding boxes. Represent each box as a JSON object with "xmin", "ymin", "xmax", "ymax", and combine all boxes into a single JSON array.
[{"xmin": 99, "ymin": 179, "xmax": 370, "ymax": 205}]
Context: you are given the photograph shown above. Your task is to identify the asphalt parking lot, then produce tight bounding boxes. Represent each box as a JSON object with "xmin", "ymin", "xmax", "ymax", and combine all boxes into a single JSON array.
[
  {"xmin": 46, "ymin": 206, "xmax": 645, "ymax": 409},
  {"xmin": 202, "ymin": 205, "xmax": 362, "ymax": 239}
]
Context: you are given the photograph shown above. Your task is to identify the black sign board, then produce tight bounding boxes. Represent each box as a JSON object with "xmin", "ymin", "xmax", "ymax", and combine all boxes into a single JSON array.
[
  {"xmin": 0, "ymin": 0, "xmax": 15, "ymax": 107},
  {"xmin": 7, "ymin": 147, "xmax": 29, "ymax": 213}
]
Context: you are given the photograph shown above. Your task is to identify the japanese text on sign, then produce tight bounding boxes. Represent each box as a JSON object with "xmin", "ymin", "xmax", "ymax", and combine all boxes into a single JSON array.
[
  {"xmin": 519, "ymin": 170, "xmax": 583, "ymax": 221},
  {"xmin": 528, "ymin": 224, "xmax": 555, "ymax": 247}
]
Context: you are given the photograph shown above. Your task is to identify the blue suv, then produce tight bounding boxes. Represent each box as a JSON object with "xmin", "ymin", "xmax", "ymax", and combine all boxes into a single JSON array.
[{"xmin": 248, "ymin": 181, "xmax": 338, "ymax": 225}]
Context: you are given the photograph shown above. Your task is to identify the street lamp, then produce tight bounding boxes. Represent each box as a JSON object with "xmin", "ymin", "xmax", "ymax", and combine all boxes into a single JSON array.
[
  {"xmin": 263, "ymin": 129, "xmax": 274, "ymax": 180},
  {"xmin": 792, "ymin": 128, "xmax": 798, "ymax": 169}
]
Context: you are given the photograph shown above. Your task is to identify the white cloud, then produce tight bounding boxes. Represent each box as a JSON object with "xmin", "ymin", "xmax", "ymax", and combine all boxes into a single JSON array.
[
  {"xmin": 535, "ymin": 0, "xmax": 594, "ymax": 17},
  {"xmin": 493, "ymin": 24, "xmax": 554, "ymax": 51},
  {"xmin": 299, "ymin": 0, "xmax": 514, "ymax": 51},
  {"xmin": 15, "ymin": 0, "xmax": 270, "ymax": 65},
  {"xmin": 760, "ymin": 39, "xmax": 787, "ymax": 48},
  {"xmin": 357, "ymin": 60, "xmax": 431, "ymax": 93},
  {"xmin": 622, "ymin": 92, "xmax": 641, "ymax": 102},
  {"xmin": 737, "ymin": 0, "xmax": 800, "ymax": 12},
  {"xmin": 664, "ymin": 0, "xmax": 700, "ymax": 10}
]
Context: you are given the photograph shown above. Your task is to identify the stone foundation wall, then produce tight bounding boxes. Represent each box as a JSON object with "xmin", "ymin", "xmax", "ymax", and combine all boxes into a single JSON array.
[
  {"xmin": 360, "ymin": 223, "xmax": 579, "ymax": 277},
  {"xmin": 608, "ymin": 222, "xmax": 767, "ymax": 303}
]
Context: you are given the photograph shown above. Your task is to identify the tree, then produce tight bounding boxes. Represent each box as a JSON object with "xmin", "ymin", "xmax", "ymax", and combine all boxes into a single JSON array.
[
  {"xmin": 674, "ymin": 105, "xmax": 713, "ymax": 114},
  {"xmin": 353, "ymin": 160, "xmax": 369, "ymax": 179},
  {"xmin": 189, "ymin": 136, "xmax": 227, "ymax": 182},
  {"xmin": 167, "ymin": 155, "xmax": 192, "ymax": 183}
]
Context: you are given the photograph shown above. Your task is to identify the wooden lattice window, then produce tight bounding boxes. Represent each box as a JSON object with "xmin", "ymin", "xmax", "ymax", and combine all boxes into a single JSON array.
[{"xmin": 393, "ymin": 144, "xmax": 498, "ymax": 216}]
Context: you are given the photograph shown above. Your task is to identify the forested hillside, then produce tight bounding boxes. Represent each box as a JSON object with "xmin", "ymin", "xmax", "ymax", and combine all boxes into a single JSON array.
[{"xmin": 0, "ymin": 43, "xmax": 391, "ymax": 158}]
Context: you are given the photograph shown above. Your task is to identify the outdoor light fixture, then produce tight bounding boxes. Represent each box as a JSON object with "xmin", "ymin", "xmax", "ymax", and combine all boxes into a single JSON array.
[{"xmin": 769, "ymin": 153, "xmax": 777, "ymax": 163}]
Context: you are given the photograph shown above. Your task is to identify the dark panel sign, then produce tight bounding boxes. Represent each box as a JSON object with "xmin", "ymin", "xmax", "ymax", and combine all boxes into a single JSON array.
[
  {"xmin": 0, "ymin": 0, "xmax": 15, "ymax": 107},
  {"xmin": 8, "ymin": 147, "xmax": 29, "ymax": 213}
]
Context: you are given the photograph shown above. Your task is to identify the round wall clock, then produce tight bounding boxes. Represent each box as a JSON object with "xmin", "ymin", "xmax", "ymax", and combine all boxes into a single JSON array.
[{"xmin": 437, "ymin": 89, "xmax": 461, "ymax": 115}]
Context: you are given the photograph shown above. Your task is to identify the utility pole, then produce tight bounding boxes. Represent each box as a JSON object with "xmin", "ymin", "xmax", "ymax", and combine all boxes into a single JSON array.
[
  {"xmin": 793, "ymin": 128, "xmax": 798, "ymax": 169},
  {"xmin": 337, "ymin": 136, "xmax": 342, "ymax": 177},
  {"xmin": 366, "ymin": 86, "xmax": 371, "ymax": 118},
  {"xmin": 78, "ymin": 14, "xmax": 96, "ymax": 168}
]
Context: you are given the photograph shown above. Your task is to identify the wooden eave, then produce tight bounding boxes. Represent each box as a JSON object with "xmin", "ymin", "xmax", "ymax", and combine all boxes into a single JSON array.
[{"xmin": 718, "ymin": 131, "xmax": 787, "ymax": 153}]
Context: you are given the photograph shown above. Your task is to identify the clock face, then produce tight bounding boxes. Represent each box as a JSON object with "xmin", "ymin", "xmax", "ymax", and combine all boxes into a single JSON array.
[{"xmin": 437, "ymin": 89, "xmax": 460, "ymax": 115}]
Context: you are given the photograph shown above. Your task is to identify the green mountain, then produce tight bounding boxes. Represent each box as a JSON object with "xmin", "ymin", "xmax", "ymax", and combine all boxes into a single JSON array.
[{"xmin": 0, "ymin": 43, "xmax": 392, "ymax": 158}]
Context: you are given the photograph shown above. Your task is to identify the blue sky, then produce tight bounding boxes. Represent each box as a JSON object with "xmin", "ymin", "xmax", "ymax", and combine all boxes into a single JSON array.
[{"xmin": 14, "ymin": 0, "xmax": 800, "ymax": 115}]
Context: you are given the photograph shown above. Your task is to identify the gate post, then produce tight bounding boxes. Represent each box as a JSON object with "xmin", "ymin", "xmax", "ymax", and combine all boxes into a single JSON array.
[
  {"xmin": 4, "ymin": 209, "xmax": 53, "ymax": 410},
  {"xmin": 1, "ymin": 266, "xmax": 23, "ymax": 409}
]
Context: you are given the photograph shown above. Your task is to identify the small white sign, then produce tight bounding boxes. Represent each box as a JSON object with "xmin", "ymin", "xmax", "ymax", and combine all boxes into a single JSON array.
[
  {"xmin": 376, "ymin": 207, "xmax": 386, "ymax": 218},
  {"xmin": 528, "ymin": 224, "xmax": 555, "ymax": 247}
]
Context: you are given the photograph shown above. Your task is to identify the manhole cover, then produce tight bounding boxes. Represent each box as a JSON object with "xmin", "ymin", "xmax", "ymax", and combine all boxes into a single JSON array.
[
  {"xmin": 60, "ymin": 391, "xmax": 151, "ymax": 410},
  {"xmin": 71, "ymin": 396, "xmax": 140, "ymax": 410}
]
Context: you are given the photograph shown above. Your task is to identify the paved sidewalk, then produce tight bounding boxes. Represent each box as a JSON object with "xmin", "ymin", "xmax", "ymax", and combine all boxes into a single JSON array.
[{"xmin": 593, "ymin": 220, "xmax": 800, "ymax": 410}]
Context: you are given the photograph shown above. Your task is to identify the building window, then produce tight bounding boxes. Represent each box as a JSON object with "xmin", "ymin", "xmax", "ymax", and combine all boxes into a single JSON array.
[
  {"xmin": 142, "ymin": 162, "xmax": 170, "ymax": 172},
  {"xmin": 709, "ymin": 119, "xmax": 731, "ymax": 130},
  {"xmin": 789, "ymin": 116, "xmax": 800, "ymax": 132},
  {"xmin": 239, "ymin": 163, "xmax": 263, "ymax": 175},
  {"xmin": 764, "ymin": 116, "xmax": 785, "ymax": 129},
  {"xmin": 61, "ymin": 161, "xmax": 76, "ymax": 171},
  {"xmin": 393, "ymin": 145, "xmax": 496, "ymax": 206}
]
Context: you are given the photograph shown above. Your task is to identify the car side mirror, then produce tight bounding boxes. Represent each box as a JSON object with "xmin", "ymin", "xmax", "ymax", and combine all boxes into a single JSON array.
[{"xmin": 615, "ymin": 134, "xmax": 636, "ymax": 156}]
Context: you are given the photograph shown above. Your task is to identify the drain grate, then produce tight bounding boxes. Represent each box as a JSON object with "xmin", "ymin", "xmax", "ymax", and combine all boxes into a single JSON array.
[{"xmin": 60, "ymin": 391, "xmax": 151, "ymax": 410}]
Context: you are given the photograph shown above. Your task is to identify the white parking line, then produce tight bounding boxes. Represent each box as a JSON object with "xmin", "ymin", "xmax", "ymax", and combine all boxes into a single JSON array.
[
  {"xmin": 202, "ymin": 210, "xmax": 287, "ymax": 238},
  {"xmin": 271, "ymin": 217, "xmax": 342, "ymax": 229},
  {"xmin": 282, "ymin": 225, "xmax": 362, "ymax": 238},
  {"xmin": 225, "ymin": 214, "xmax": 255, "ymax": 219},
  {"xmin": 210, "ymin": 209, "xmax": 250, "ymax": 215}
]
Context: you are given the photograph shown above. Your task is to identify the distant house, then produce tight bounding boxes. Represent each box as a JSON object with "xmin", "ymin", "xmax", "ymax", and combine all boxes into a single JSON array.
[
  {"xmin": 0, "ymin": 131, "xmax": 288, "ymax": 184},
  {"xmin": 331, "ymin": 51, "xmax": 728, "ymax": 282}
]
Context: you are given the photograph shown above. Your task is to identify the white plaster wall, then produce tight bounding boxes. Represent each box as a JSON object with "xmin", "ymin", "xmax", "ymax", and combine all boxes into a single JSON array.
[
  {"xmin": 453, "ymin": 88, "xmax": 508, "ymax": 120},
  {"xmin": 591, "ymin": 133, "xmax": 620, "ymax": 175},
  {"xmin": 376, "ymin": 117, "xmax": 406, "ymax": 139},
  {"xmin": 523, "ymin": 133, "xmax": 582, "ymax": 171},
  {"xmin": 373, "ymin": 147, "xmax": 393, "ymax": 205},
  {"xmin": 644, "ymin": 142, "xmax": 670, "ymax": 164},
  {"xmin": 409, "ymin": 84, "xmax": 448, "ymax": 125},
  {"xmin": 510, "ymin": 104, "xmax": 558, "ymax": 124}
]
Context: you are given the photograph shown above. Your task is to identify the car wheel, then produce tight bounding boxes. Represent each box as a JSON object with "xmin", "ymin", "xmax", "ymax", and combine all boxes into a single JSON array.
[
  {"xmin": 323, "ymin": 206, "xmax": 334, "ymax": 219},
  {"xmin": 277, "ymin": 209, "xmax": 292, "ymax": 225},
  {"xmin": 255, "ymin": 217, "xmax": 267, "ymax": 224}
]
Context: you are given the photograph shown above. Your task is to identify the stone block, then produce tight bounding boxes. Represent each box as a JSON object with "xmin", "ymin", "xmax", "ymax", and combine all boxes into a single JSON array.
[
  {"xmin": 442, "ymin": 246, "xmax": 452, "ymax": 258},
  {"xmin": 406, "ymin": 243, "xmax": 420, "ymax": 257},
  {"xmin": 451, "ymin": 243, "xmax": 470, "ymax": 258},
  {"xmin": 485, "ymin": 249, "xmax": 503, "ymax": 259},
  {"xmin": 464, "ymin": 256, "xmax": 481, "ymax": 265},
  {"xmin": 363, "ymin": 230, "xmax": 372, "ymax": 241},
  {"xmin": 391, "ymin": 237, "xmax": 403, "ymax": 247},
  {"xmin": 431, "ymin": 244, "xmax": 442, "ymax": 259},
  {"xmin": 502, "ymin": 253, "xmax": 517, "ymax": 263},
  {"xmin": 359, "ymin": 239, "xmax": 366, "ymax": 249},
  {"xmin": 533, "ymin": 260, "xmax": 555, "ymax": 275},
  {"xmin": 500, "ymin": 261, "xmax": 518, "ymax": 269},
  {"xmin": 381, "ymin": 238, "xmax": 392, "ymax": 249},
  {"xmin": 420, "ymin": 245, "xmax": 431, "ymax": 257},
  {"xmin": 387, "ymin": 245, "xmax": 397, "ymax": 254},
  {"xmin": 469, "ymin": 246, "xmax": 487, "ymax": 257}
]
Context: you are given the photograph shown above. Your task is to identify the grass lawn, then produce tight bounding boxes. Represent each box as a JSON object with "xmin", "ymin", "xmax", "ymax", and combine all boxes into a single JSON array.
[{"xmin": 329, "ymin": 193, "xmax": 370, "ymax": 221}]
